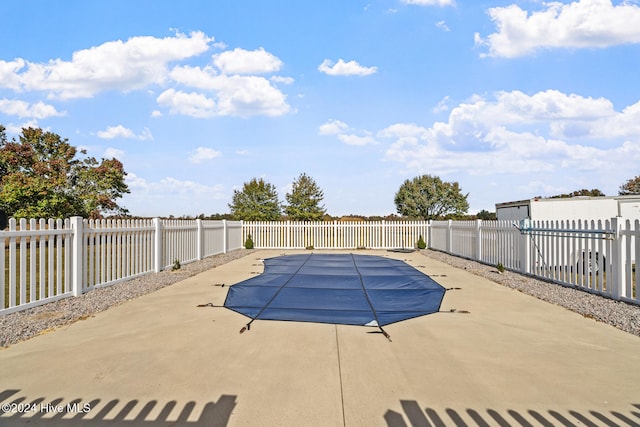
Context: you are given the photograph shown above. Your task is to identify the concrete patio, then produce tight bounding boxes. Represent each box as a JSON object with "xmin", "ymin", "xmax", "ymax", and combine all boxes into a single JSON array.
[{"xmin": 1, "ymin": 249, "xmax": 639, "ymax": 427}]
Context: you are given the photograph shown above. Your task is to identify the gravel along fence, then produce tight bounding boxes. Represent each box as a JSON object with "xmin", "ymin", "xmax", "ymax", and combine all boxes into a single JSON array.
[
  {"xmin": 420, "ymin": 249, "xmax": 640, "ymax": 338},
  {"xmin": 0, "ymin": 249, "xmax": 255, "ymax": 348}
]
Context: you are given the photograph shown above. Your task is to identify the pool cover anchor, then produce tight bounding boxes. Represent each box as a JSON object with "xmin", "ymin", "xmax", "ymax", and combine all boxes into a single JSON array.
[{"xmin": 365, "ymin": 319, "xmax": 392, "ymax": 341}]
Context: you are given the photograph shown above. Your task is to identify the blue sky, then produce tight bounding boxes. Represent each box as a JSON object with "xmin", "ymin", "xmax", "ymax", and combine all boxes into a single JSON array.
[{"xmin": 1, "ymin": 0, "xmax": 639, "ymax": 217}]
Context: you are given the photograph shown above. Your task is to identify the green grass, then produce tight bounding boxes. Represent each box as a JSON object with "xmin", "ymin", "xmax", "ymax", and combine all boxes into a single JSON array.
[
  {"xmin": 3, "ymin": 237, "xmax": 152, "ymax": 309},
  {"xmin": 3, "ymin": 244, "xmax": 68, "ymax": 309}
]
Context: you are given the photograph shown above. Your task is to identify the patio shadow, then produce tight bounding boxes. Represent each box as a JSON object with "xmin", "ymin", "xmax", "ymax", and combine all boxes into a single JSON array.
[
  {"xmin": 0, "ymin": 389, "xmax": 236, "ymax": 427},
  {"xmin": 384, "ymin": 400, "xmax": 640, "ymax": 427}
]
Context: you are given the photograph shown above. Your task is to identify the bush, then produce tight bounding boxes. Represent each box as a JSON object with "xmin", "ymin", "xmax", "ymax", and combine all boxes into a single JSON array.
[
  {"xmin": 172, "ymin": 259, "xmax": 181, "ymax": 271},
  {"xmin": 417, "ymin": 235, "xmax": 426, "ymax": 250},
  {"xmin": 245, "ymin": 234, "xmax": 254, "ymax": 249},
  {"xmin": 496, "ymin": 263, "xmax": 505, "ymax": 273}
]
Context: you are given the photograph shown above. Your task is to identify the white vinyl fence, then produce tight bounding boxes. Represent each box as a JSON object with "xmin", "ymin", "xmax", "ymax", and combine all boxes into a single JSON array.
[
  {"xmin": 4, "ymin": 217, "xmax": 637, "ymax": 315},
  {"xmin": 243, "ymin": 220, "xmax": 430, "ymax": 249},
  {"xmin": 430, "ymin": 218, "xmax": 639, "ymax": 305},
  {"xmin": 1, "ymin": 217, "xmax": 243, "ymax": 315}
]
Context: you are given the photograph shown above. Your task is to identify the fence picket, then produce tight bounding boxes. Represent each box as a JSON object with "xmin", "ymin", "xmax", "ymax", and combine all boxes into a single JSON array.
[{"xmin": 9, "ymin": 219, "xmax": 16, "ymax": 308}]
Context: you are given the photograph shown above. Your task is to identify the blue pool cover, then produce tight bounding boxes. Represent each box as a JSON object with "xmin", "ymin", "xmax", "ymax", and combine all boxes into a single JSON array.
[{"xmin": 224, "ymin": 253, "xmax": 446, "ymax": 337}]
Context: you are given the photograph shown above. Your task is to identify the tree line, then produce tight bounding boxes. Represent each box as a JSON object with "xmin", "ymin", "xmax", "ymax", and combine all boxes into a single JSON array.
[
  {"xmin": 1, "ymin": 126, "xmax": 639, "ymax": 222},
  {"xmin": 227, "ymin": 174, "xmax": 473, "ymax": 221}
]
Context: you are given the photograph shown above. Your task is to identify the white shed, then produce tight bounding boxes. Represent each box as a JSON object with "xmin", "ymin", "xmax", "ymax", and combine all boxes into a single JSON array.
[
  {"xmin": 495, "ymin": 195, "xmax": 640, "ymax": 222},
  {"xmin": 496, "ymin": 195, "xmax": 640, "ymax": 273}
]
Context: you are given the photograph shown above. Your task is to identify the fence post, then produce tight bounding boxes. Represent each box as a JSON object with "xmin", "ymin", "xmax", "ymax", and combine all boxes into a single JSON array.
[
  {"xmin": 518, "ymin": 225, "xmax": 530, "ymax": 275},
  {"xmin": 475, "ymin": 219, "xmax": 482, "ymax": 262},
  {"xmin": 70, "ymin": 216, "xmax": 84, "ymax": 297},
  {"xmin": 610, "ymin": 217, "xmax": 624, "ymax": 300},
  {"xmin": 222, "ymin": 220, "xmax": 228, "ymax": 253},
  {"xmin": 153, "ymin": 218, "xmax": 163, "ymax": 273},
  {"xmin": 196, "ymin": 219, "xmax": 203, "ymax": 261},
  {"xmin": 446, "ymin": 220, "xmax": 453, "ymax": 253}
]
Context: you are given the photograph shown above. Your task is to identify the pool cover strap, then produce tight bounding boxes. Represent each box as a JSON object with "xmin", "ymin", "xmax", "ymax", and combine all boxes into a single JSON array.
[
  {"xmin": 350, "ymin": 253, "xmax": 392, "ymax": 341},
  {"xmin": 239, "ymin": 252, "xmax": 314, "ymax": 334}
]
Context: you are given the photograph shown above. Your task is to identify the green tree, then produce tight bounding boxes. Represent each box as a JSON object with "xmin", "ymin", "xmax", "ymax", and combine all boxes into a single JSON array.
[
  {"xmin": 394, "ymin": 174, "xmax": 469, "ymax": 220},
  {"xmin": 0, "ymin": 126, "xmax": 129, "ymax": 219},
  {"xmin": 476, "ymin": 209, "xmax": 497, "ymax": 220},
  {"xmin": 284, "ymin": 173, "xmax": 326, "ymax": 221},
  {"xmin": 549, "ymin": 189, "xmax": 605, "ymax": 198},
  {"xmin": 619, "ymin": 176, "xmax": 640, "ymax": 195},
  {"xmin": 229, "ymin": 177, "xmax": 281, "ymax": 220}
]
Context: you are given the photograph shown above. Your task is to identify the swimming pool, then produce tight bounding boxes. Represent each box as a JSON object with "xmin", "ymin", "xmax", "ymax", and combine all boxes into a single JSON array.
[{"xmin": 224, "ymin": 253, "xmax": 446, "ymax": 337}]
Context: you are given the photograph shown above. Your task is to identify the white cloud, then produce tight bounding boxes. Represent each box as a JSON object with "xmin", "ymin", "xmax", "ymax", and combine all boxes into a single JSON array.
[
  {"xmin": 337, "ymin": 134, "xmax": 377, "ymax": 146},
  {"xmin": 0, "ymin": 59, "xmax": 26, "ymax": 90},
  {"xmin": 0, "ymin": 33, "xmax": 292, "ymax": 120},
  {"xmin": 476, "ymin": 0, "xmax": 640, "ymax": 58},
  {"xmin": 366, "ymin": 89, "xmax": 640, "ymax": 179},
  {"xmin": 0, "ymin": 99, "xmax": 65, "ymax": 119},
  {"xmin": 122, "ymin": 172, "xmax": 228, "ymax": 216},
  {"xmin": 126, "ymin": 173, "xmax": 226, "ymax": 200},
  {"xmin": 318, "ymin": 59, "xmax": 378, "ymax": 76},
  {"xmin": 319, "ymin": 119, "xmax": 350, "ymax": 135},
  {"xmin": 401, "ymin": 0, "xmax": 455, "ymax": 6},
  {"xmin": 432, "ymin": 96, "xmax": 451, "ymax": 113},
  {"xmin": 96, "ymin": 125, "xmax": 153, "ymax": 140},
  {"xmin": 212, "ymin": 75, "xmax": 290, "ymax": 117},
  {"xmin": 157, "ymin": 89, "xmax": 217, "ymax": 118},
  {"xmin": 4, "ymin": 120, "xmax": 40, "ymax": 135},
  {"xmin": 169, "ymin": 65, "xmax": 218, "ymax": 89},
  {"xmin": 2, "ymin": 31, "xmax": 213, "ymax": 99},
  {"xmin": 557, "ymin": 98, "xmax": 640, "ymax": 139},
  {"xmin": 270, "ymin": 75, "xmax": 295, "ymax": 85},
  {"xmin": 158, "ymin": 72, "xmax": 290, "ymax": 118},
  {"xmin": 97, "ymin": 125, "xmax": 134, "ymax": 139},
  {"xmin": 167, "ymin": 54, "xmax": 291, "ymax": 118},
  {"xmin": 377, "ymin": 123, "xmax": 429, "ymax": 140},
  {"xmin": 423, "ymin": 90, "xmax": 615, "ymax": 147},
  {"xmin": 319, "ymin": 119, "xmax": 377, "ymax": 145},
  {"xmin": 103, "ymin": 147, "xmax": 125, "ymax": 160},
  {"xmin": 189, "ymin": 147, "xmax": 222, "ymax": 163},
  {"xmin": 435, "ymin": 20, "xmax": 451, "ymax": 31},
  {"xmin": 212, "ymin": 47, "xmax": 283, "ymax": 75}
]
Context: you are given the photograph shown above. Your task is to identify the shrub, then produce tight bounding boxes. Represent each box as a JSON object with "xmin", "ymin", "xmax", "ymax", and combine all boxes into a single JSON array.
[
  {"xmin": 496, "ymin": 263, "xmax": 505, "ymax": 273},
  {"xmin": 172, "ymin": 259, "xmax": 181, "ymax": 271},
  {"xmin": 417, "ymin": 235, "xmax": 426, "ymax": 250},
  {"xmin": 245, "ymin": 234, "xmax": 254, "ymax": 249}
]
